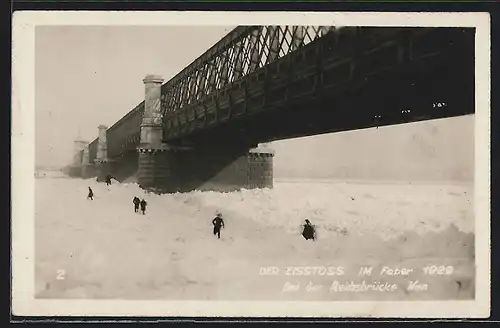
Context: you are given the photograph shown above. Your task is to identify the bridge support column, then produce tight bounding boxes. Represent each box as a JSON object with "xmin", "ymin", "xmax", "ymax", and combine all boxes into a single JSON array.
[
  {"xmin": 70, "ymin": 139, "xmax": 87, "ymax": 178},
  {"xmin": 77, "ymin": 141, "xmax": 89, "ymax": 178},
  {"xmin": 137, "ymin": 146, "xmax": 184, "ymax": 192},
  {"xmin": 246, "ymin": 144, "xmax": 275, "ymax": 189},
  {"xmin": 137, "ymin": 74, "xmax": 168, "ymax": 190},
  {"xmin": 95, "ymin": 124, "xmax": 110, "ymax": 182},
  {"xmin": 135, "ymin": 74, "xmax": 275, "ymax": 193},
  {"xmin": 81, "ymin": 143, "xmax": 96, "ymax": 179}
]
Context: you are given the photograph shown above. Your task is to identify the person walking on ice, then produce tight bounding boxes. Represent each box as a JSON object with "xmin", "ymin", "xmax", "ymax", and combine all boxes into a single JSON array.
[
  {"xmin": 212, "ymin": 212, "xmax": 225, "ymax": 239},
  {"xmin": 87, "ymin": 187, "xmax": 94, "ymax": 200},
  {"xmin": 133, "ymin": 197, "xmax": 140, "ymax": 213},
  {"xmin": 140, "ymin": 199, "xmax": 147, "ymax": 215}
]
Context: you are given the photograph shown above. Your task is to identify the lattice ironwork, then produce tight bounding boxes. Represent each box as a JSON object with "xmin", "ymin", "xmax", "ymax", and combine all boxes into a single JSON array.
[
  {"xmin": 160, "ymin": 26, "xmax": 336, "ymax": 117},
  {"xmin": 99, "ymin": 26, "xmax": 472, "ymax": 158}
]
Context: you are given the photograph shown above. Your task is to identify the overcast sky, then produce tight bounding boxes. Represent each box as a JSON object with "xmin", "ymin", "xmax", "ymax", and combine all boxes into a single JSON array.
[{"xmin": 35, "ymin": 26, "xmax": 474, "ymax": 181}]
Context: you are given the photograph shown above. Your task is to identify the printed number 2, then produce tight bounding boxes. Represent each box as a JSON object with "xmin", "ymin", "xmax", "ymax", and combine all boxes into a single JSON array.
[{"xmin": 56, "ymin": 270, "xmax": 65, "ymax": 280}]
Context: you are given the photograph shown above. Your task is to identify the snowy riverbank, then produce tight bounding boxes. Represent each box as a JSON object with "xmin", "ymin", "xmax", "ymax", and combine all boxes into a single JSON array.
[{"xmin": 35, "ymin": 175, "xmax": 475, "ymax": 300}]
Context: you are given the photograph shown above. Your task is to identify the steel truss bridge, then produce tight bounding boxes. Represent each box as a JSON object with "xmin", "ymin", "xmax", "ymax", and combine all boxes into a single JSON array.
[{"xmin": 87, "ymin": 26, "xmax": 475, "ymax": 163}]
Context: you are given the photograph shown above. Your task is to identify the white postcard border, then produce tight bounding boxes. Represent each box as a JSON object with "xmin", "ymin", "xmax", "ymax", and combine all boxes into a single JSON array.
[{"xmin": 11, "ymin": 11, "xmax": 491, "ymax": 318}]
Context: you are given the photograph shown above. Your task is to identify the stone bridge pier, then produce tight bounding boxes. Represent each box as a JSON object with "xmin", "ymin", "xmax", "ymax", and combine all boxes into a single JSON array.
[
  {"xmin": 136, "ymin": 74, "xmax": 275, "ymax": 193},
  {"xmin": 68, "ymin": 140, "xmax": 88, "ymax": 177},
  {"xmin": 77, "ymin": 74, "xmax": 274, "ymax": 192},
  {"xmin": 80, "ymin": 142, "xmax": 95, "ymax": 179},
  {"xmin": 94, "ymin": 124, "xmax": 113, "ymax": 182}
]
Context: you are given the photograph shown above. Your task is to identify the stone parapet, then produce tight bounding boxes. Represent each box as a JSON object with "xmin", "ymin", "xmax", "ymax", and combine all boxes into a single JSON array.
[
  {"xmin": 137, "ymin": 143, "xmax": 192, "ymax": 153},
  {"xmin": 249, "ymin": 146, "xmax": 276, "ymax": 156}
]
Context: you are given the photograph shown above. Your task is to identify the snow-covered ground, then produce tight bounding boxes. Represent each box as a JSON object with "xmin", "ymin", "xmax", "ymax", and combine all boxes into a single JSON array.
[{"xmin": 35, "ymin": 175, "xmax": 475, "ymax": 301}]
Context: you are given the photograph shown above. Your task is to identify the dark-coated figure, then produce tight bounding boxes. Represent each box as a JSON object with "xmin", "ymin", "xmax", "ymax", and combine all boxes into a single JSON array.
[
  {"xmin": 87, "ymin": 187, "xmax": 94, "ymax": 200},
  {"xmin": 140, "ymin": 199, "xmax": 147, "ymax": 215},
  {"xmin": 212, "ymin": 212, "xmax": 225, "ymax": 239},
  {"xmin": 133, "ymin": 197, "xmax": 140, "ymax": 213},
  {"xmin": 302, "ymin": 219, "xmax": 315, "ymax": 241}
]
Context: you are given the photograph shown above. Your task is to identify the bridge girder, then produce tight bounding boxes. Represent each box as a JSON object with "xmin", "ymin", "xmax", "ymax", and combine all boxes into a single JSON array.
[
  {"xmin": 162, "ymin": 27, "xmax": 474, "ymax": 144},
  {"xmin": 95, "ymin": 26, "xmax": 474, "ymax": 159}
]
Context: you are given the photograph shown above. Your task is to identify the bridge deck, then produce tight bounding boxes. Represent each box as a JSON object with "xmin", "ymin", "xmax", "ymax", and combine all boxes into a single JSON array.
[{"xmin": 90, "ymin": 26, "xmax": 474, "ymax": 160}]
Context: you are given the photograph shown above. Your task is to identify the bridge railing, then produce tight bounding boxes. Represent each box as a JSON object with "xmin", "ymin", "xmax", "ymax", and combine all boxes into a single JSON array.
[
  {"xmin": 106, "ymin": 101, "xmax": 145, "ymax": 158},
  {"xmin": 96, "ymin": 26, "xmax": 472, "ymax": 156},
  {"xmin": 160, "ymin": 26, "xmax": 337, "ymax": 119},
  {"xmin": 160, "ymin": 26, "xmax": 405, "ymax": 138},
  {"xmin": 102, "ymin": 26, "xmax": 351, "ymax": 153},
  {"xmin": 161, "ymin": 26, "xmax": 474, "ymax": 140}
]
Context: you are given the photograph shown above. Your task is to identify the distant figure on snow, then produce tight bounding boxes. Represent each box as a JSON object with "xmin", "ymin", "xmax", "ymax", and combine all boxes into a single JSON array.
[
  {"xmin": 105, "ymin": 175, "xmax": 112, "ymax": 186},
  {"xmin": 212, "ymin": 212, "xmax": 225, "ymax": 239},
  {"xmin": 133, "ymin": 197, "xmax": 140, "ymax": 213},
  {"xmin": 302, "ymin": 219, "xmax": 315, "ymax": 241},
  {"xmin": 140, "ymin": 199, "xmax": 147, "ymax": 215},
  {"xmin": 87, "ymin": 187, "xmax": 94, "ymax": 200}
]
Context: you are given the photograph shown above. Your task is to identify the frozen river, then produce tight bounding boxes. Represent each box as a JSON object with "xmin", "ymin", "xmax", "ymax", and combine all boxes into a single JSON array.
[{"xmin": 35, "ymin": 175, "xmax": 475, "ymax": 301}]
